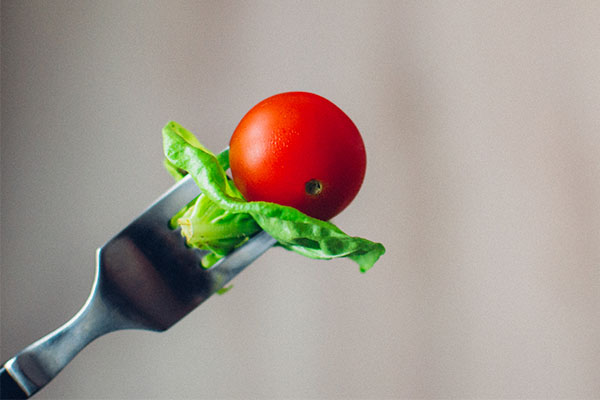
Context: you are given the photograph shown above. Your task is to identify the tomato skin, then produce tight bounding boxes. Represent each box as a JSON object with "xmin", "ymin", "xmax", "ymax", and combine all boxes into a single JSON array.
[{"xmin": 229, "ymin": 92, "xmax": 366, "ymax": 221}]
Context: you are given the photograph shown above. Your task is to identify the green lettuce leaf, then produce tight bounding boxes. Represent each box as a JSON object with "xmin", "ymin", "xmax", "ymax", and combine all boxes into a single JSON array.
[
  {"xmin": 164, "ymin": 131, "xmax": 259, "ymax": 268},
  {"xmin": 175, "ymin": 192, "xmax": 260, "ymax": 267},
  {"xmin": 163, "ymin": 121, "xmax": 385, "ymax": 272}
]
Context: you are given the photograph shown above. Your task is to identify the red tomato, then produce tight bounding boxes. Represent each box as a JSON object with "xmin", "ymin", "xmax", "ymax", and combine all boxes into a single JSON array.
[{"xmin": 229, "ymin": 92, "xmax": 366, "ymax": 221}]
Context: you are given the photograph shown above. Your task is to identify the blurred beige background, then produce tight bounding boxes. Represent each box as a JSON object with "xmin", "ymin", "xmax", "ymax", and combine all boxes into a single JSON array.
[{"xmin": 1, "ymin": 1, "xmax": 599, "ymax": 398}]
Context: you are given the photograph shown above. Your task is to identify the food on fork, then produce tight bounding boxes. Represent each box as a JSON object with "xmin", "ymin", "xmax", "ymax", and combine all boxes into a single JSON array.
[{"xmin": 163, "ymin": 92, "xmax": 385, "ymax": 272}]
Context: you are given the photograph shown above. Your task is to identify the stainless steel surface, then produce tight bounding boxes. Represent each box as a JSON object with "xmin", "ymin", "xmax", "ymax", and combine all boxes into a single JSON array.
[{"xmin": 2, "ymin": 175, "xmax": 276, "ymax": 397}]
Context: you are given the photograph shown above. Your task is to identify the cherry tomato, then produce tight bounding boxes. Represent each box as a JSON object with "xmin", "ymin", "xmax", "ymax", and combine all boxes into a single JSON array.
[{"xmin": 229, "ymin": 92, "xmax": 366, "ymax": 221}]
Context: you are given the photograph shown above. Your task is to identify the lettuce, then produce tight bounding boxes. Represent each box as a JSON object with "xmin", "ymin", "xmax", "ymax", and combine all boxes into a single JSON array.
[{"xmin": 163, "ymin": 121, "xmax": 385, "ymax": 272}]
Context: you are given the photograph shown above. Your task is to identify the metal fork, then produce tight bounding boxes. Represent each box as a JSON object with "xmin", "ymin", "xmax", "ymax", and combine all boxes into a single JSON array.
[{"xmin": 0, "ymin": 174, "xmax": 276, "ymax": 399}]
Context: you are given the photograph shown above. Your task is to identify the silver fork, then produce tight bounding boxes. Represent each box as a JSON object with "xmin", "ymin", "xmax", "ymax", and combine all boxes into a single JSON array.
[{"xmin": 0, "ymin": 174, "xmax": 276, "ymax": 399}]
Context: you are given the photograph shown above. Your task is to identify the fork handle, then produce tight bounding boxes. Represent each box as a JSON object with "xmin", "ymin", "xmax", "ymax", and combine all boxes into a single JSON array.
[
  {"xmin": 0, "ymin": 282, "xmax": 130, "ymax": 399},
  {"xmin": 0, "ymin": 306, "xmax": 106, "ymax": 399},
  {"xmin": 1, "ymin": 367, "xmax": 28, "ymax": 399}
]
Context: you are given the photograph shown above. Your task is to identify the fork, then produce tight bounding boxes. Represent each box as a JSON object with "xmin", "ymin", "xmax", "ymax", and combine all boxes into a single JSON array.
[{"xmin": 0, "ymin": 174, "xmax": 276, "ymax": 399}]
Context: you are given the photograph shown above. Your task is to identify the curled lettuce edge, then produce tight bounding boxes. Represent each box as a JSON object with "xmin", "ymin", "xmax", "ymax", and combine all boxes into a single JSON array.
[{"xmin": 163, "ymin": 121, "xmax": 385, "ymax": 272}]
